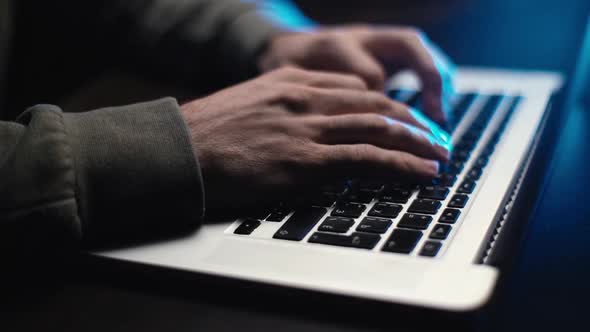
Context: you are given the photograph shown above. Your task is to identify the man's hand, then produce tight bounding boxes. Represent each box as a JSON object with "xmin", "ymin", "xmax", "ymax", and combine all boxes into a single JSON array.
[
  {"xmin": 181, "ymin": 67, "xmax": 450, "ymax": 209},
  {"xmin": 258, "ymin": 26, "xmax": 454, "ymax": 124}
]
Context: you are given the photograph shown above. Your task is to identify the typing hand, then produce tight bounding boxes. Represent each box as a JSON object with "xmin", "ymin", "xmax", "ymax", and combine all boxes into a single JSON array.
[
  {"xmin": 180, "ymin": 67, "xmax": 450, "ymax": 209},
  {"xmin": 258, "ymin": 25, "xmax": 455, "ymax": 124}
]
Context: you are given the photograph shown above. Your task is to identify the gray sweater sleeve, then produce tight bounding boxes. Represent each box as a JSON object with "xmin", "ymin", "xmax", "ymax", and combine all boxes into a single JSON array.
[{"xmin": 0, "ymin": 98, "xmax": 204, "ymax": 251}]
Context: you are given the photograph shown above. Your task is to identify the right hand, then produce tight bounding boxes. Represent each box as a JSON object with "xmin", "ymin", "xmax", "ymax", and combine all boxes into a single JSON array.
[{"xmin": 180, "ymin": 67, "xmax": 451, "ymax": 209}]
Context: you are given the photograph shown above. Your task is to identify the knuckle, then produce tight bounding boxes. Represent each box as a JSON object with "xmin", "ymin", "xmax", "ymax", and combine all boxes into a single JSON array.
[
  {"xmin": 397, "ymin": 154, "xmax": 414, "ymax": 173},
  {"xmin": 344, "ymin": 74, "xmax": 369, "ymax": 89},
  {"xmin": 275, "ymin": 66, "xmax": 305, "ymax": 79},
  {"xmin": 352, "ymin": 144, "xmax": 378, "ymax": 162},
  {"xmin": 361, "ymin": 114, "xmax": 390, "ymax": 132},
  {"xmin": 401, "ymin": 26, "xmax": 425, "ymax": 40},
  {"xmin": 365, "ymin": 91, "xmax": 392, "ymax": 110},
  {"xmin": 275, "ymin": 85, "xmax": 315, "ymax": 111}
]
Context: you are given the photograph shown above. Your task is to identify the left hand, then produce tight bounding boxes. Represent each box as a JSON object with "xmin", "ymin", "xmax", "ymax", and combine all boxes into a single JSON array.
[{"xmin": 258, "ymin": 25, "xmax": 455, "ymax": 124}]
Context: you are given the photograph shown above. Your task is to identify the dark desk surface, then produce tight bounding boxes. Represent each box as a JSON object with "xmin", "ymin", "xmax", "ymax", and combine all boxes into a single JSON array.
[{"xmin": 4, "ymin": 2, "xmax": 590, "ymax": 331}]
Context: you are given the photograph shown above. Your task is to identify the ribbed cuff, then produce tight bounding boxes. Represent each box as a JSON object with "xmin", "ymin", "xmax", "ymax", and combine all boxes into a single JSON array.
[{"xmin": 62, "ymin": 98, "xmax": 204, "ymax": 246}]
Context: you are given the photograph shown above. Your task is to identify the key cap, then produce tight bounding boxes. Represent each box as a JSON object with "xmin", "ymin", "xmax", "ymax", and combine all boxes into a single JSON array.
[
  {"xmin": 358, "ymin": 180, "xmax": 384, "ymax": 192},
  {"xmin": 480, "ymin": 144, "xmax": 495, "ymax": 157},
  {"xmin": 455, "ymin": 140, "xmax": 477, "ymax": 152},
  {"xmin": 465, "ymin": 167, "xmax": 482, "ymax": 181},
  {"xmin": 318, "ymin": 217, "xmax": 355, "ymax": 233},
  {"xmin": 430, "ymin": 224, "xmax": 452, "ymax": 240},
  {"xmin": 234, "ymin": 218, "xmax": 261, "ymax": 235},
  {"xmin": 457, "ymin": 180, "xmax": 476, "ymax": 194},
  {"xmin": 439, "ymin": 208, "xmax": 461, "ymax": 224},
  {"xmin": 356, "ymin": 217, "xmax": 392, "ymax": 234},
  {"xmin": 451, "ymin": 149, "xmax": 471, "ymax": 162},
  {"xmin": 309, "ymin": 232, "xmax": 381, "ymax": 249},
  {"xmin": 419, "ymin": 241, "xmax": 442, "ymax": 257},
  {"xmin": 382, "ymin": 229, "xmax": 423, "ymax": 254},
  {"xmin": 342, "ymin": 190, "xmax": 374, "ymax": 204},
  {"xmin": 368, "ymin": 202, "xmax": 403, "ymax": 218},
  {"xmin": 462, "ymin": 129, "xmax": 481, "ymax": 141},
  {"xmin": 434, "ymin": 173, "xmax": 457, "ymax": 187},
  {"xmin": 273, "ymin": 207, "xmax": 327, "ymax": 241},
  {"xmin": 446, "ymin": 161, "xmax": 465, "ymax": 174},
  {"xmin": 244, "ymin": 208, "xmax": 271, "ymax": 220},
  {"xmin": 448, "ymin": 93, "xmax": 477, "ymax": 132},
  {"xmin": 448, "ymin": 194, "xmax": 469, "ymax": 208},
  {"xmin": 331, "ymin": 202, "xmax": 366, "ymax": 218},
  {"xmin": 474, "ymin": 155, "xmax": 489, "ymax": 168},
  {"xmin": 418, "ymin": 186, "xmax": 449, "ymax": 200},
  {"xmin": 380, "ymin": 188, "xmax": 412, "ymax": 203},
  {"xmin": 408, "ymin": 199, "xmax": 441, "ymax": 215},
  {"xmin": 397, "ymin": 213, "xmax": 433, "ymax": 230},
  {"xmin": 309, "ymin": 192, "xmax": 338, "ymax": 207},
  {"xmin": 266, "ymin": 206, "xmax": 292, "ymax": 222}
]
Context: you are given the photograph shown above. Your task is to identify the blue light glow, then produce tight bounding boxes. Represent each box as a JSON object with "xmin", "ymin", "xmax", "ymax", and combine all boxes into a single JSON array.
[{"xmin": 245, "ymin": 0, "xmax": 317, "ymax": 31}]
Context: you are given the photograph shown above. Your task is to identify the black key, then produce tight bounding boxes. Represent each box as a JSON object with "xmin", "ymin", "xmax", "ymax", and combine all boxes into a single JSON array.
[
  {"xmin": 368, "ymin": 202, "xmax": 403, "ymax": 218},
  {"xmin": 448, "ymin": 93, "xmax": 477, "ymax": 132},
  {"xmin": 234, "ymin": 218, "xmax": 261, "ymax": 235},
  {"xmin": 465, "ymin": 167, "xmax": 482, "ymax": 181},
  {"xmin": 439, "ymin": 208, "xmax": 461, "ymax": 224},
  {"xmin": 448, "ymin": 194, "xmax": 469, "ymax": 208},
  {"xmin": 419, "ymin": 241, "xmax": 442, "ymax": 257},
  {"xmin": 380, "ymin": 188, "xmax": 412, "ymax": 203},
  {"xmin": 480, "ymin": 144, "xmax": 495, "ymax": 157},
  {"xmin": 309, "ymin": 192, "xmax": 338, "ymax": 208},
  {"xmin": 430, "ymin": 224, "xmax": 452, "ymax": 240},
  {"xmin": 408, "ymin": 199, "xmax": 441, "ymax": 215},
  {"xmin": 320, "ymin": 183, "xmax": 348, "ymax": 195},
  {"xmin": 318, "ymin": 217, "xmax": 355, "ymax": 233},
  {"xmin": 342, "ymin": 190, "xmax": 374, "ymax": 204},
  {"xmin": 273, "ymin": 207, "xmax": 327, "ymax": 241},
  {"xmin": 462, "ymin": 129, "xmax": 481, "ymax": 141},
  {"xmin": 474, "ymin": 156, "xmax": 489, "ymax": 168},
  {"xmin": 358, "ymin": 180, "xmax": 384, "ymax": 192},
  {"xmin": 331, "ymin": 202, "xmax": 366, "ymax": 218},
  {"xmin": 435, "ymin": 173, "xmax": 457, "ymax": 187},
  {"xmin": 455, "ymin": 140, "xmax": 476, "ymax": 152},
  {"xmin": 446, "ymin": 161, "xmax": 465, "ymax": 174},
  {"xmin": 418, "ymin": 186, "xmax": 449, "ymax": 200},
  {"xmin": 245, "ymin": 208, "xmax": 270, "ymax": 220},
  {"xmin": 382, "ymin": 229, "xmax": 423, "ymax": 254},
  {"xmin": 451, "ymin": 149, "xmax": 471, "ymax": 162},
  {"xmin": 309, "ymin": 232, "xmax": 381, "ymax": 249},
  {"xmin": 397, "ymin": 213, "xmax": 433, "ymax": 230},
  {"xmin": 356, "ymin": 217, "xmax": 392, "ymax": 234},
  {"xmin": 266, "ymin": 207, "xmax": 292, "ymax": 222},
  {"xmin": 457, "ymin": 180, "xmax": 476, "ymax": 194}
]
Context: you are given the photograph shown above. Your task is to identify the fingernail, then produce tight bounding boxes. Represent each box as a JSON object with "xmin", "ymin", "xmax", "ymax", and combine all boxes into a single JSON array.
[{"xmin": 425, "ymin": 160, "xmax": 439, "ymax": 177}]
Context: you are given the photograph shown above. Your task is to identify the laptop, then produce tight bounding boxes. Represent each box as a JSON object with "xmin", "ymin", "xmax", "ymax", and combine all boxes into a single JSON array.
[{"xmin": 92, "ymin": 16, "xmax": 590, "ymax": 311}]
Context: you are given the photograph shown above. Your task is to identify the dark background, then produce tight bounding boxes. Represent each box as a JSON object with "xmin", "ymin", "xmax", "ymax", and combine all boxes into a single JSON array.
[{"xmin": 3, "ymin": 1, "xmax": 590, "ymax": 331}]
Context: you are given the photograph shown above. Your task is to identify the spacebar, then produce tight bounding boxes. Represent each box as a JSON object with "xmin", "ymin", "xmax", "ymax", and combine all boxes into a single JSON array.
[
  {"xmin": 273, "ymin": 207, "xmax": 327, "ymax": 241},
  {"xmin": 309, "ymin": 232, "xmax": 381, "ymax": 249}
]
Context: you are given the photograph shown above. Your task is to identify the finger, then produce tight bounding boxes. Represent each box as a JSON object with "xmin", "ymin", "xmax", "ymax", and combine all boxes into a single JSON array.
[
  {"xmin": 319, "ymin": 143, "xmax": 439, "ymax": 180},
  {"xmin": 315, "ymin": 38, "xmax": 386, "ymax": 90},
  {"xmin": 362, "ymin": 28, "xmax": 449, "ymax": 123},
  {"xmin": 305, "ymin": 88, "xmax": 430, "ymax": 133},
  {"xmin": 275, "ymin": 67, "xmax": 368, "ymax": 90},
  {"xmin": 310, "ymin": 113, "xmax": 450, "ymax": 162}
]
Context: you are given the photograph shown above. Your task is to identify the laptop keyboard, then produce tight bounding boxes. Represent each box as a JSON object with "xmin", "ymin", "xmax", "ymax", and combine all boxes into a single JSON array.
[{"xmin": 232, "ymin": 90, "xmax": 523, "ymax": 258}]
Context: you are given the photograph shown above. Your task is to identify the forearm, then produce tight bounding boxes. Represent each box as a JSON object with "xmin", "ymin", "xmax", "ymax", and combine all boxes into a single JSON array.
[{"xmin": 0, "ymin": 98, "xmax": 204, "ymax": 252}]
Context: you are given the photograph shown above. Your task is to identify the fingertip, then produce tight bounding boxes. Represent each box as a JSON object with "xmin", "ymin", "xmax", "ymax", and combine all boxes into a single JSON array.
[{"xmin": 423, "ymin": 160, "xmax": 439, "ymax": 177}]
